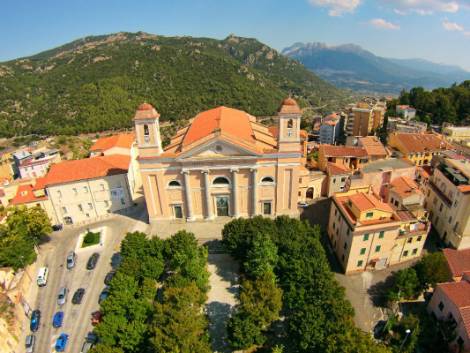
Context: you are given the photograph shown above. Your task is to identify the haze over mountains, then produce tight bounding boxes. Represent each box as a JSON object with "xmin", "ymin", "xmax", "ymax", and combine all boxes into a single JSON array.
[{"xmin": 282, "ymin": 42, "xmax": 470, "ymax": 94}]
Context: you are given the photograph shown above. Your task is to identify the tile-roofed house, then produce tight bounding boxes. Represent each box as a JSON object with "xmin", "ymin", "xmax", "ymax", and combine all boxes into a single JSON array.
[
  {"xmin": 358, "ymin": 136, "xmax": 388, "ymax": 159},
  {"xmin": 429, "ymin": 279, "xmax": 470, "ymax": 352},
  {"xmin": 444, "ymin": 248, "xmax": 470, "ymax": 281},
  {"xmin": 90, "ymin": 133, "xmax": 135, "ymax": 157},
  {"xmin": 389, "ymin": 176, "xmax": 422, "ymax": 198},
  {"xmin": 10, "ymin": 184, "xmax": 47, "ymax": 205},
  {"xmin": 318, "ymin": 144, "xmax": 369, "ymax": 171}
]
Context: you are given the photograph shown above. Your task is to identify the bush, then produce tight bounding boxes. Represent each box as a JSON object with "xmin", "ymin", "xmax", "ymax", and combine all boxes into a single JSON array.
[{"xmin": 82, "ymin": 231, "xmax": 101, "ymax": 247}]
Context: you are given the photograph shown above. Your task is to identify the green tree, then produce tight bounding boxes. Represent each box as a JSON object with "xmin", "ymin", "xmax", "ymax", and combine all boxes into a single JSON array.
[
  {"xmin": 387, "ymin": 268, "xmax": 420, "ymax": 303},
  {"xmin": 414, "ymin": 252, "xmax": 451, "ymax": 290},
  {"xmin": 6, "ymin": 206, "xmax": 52, "ymax": 244},
  {"xmin": 227, "ymin": 311, "xmax": 265, "ymax": 350},
  {"xmin": 243, "ymin": 234, "xmax": 278, "ymax": 278}
]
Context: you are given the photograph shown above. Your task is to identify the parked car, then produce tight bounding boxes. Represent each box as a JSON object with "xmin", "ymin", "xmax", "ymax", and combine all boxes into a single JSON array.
[
  {"xmin": 55, "ymin": 333, "xmax": 69, "ymax": 352},
  {"xmin": 91, "ymin": 311, "xmax": 102, "ymax": 326},
  {"xmin": 36, "ymin": 267, "xmax": 49, "ymax": 287},
  {"xmin": 98, "ymin": 288, "xmax": 110, "ymax": 304},
  {"xmin": 86, "ymin": 253, "xmax": 100, "ymax": 270},
  {"xmin": 72, "ymin": 288, "xmax": 85, "ymax": 304},
  {"xmin": 104, "ymin": 271, "xmax": 115, "ymax": 285},
  {"xmin": 86, "ymin": 332, "xmax": 98, "ymax": 344},
  {"xmin": 25, "ymin": 334, "xmax": 35, "ymax": 353},
  {"xmin": 30, "ymin": 310, "xmax": 41, "ymax": 332},
  {"xmin": 80, "ymin": 340, "xmax": 93, "ymax": 353},
  {"xmin": 66, "ymin": 251, "xmax": 76, "ymax": 269},
  {"xmin": 57, "ymin": 287, "xmax": 68, "ymax": 306},
  {"xmin": 52, "ymin": 311, "xmax": 64, "ymax": 328},
  {"xmin": 52, "ymin": 224, "xmax": 63, "ymax": 231}
]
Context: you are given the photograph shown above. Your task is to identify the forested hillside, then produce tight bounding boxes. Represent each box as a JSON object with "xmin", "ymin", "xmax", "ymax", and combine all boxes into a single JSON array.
[
  {"xmin": 395, "ymin": 81, "xmax": 470, "ymax": 125},
  {"xmin": 0, "ymin": 32, "xmax": 345, "ymax": 137}
]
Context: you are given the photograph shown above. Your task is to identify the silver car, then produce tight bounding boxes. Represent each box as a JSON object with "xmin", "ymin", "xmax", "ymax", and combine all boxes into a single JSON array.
[
  {"xmin": 66, "ymin": 251, "xmax": 76, "ymax": 269},
  {"xmin": 25, "ymin": 334, "xmax": 35, "ymax": 353},
  {"xmin": 57, "ymin": 287, "xmax": 68, "ymax": 306}
]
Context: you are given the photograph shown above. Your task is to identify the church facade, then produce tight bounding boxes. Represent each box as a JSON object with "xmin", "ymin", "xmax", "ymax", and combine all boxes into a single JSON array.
[{"xmin": 134, "ymin": 98, "xmax": 314, "ymax": 224}]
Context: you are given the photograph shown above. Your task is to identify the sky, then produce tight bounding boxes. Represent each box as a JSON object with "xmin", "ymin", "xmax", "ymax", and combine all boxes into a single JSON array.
[{"xmin": 1, "ymin": 0, "xmax": 470, "ymax": 70}]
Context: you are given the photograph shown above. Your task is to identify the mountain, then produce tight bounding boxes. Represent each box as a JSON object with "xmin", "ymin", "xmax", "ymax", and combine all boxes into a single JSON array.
[
  {"xmin": 0, "ymin": 32, "xmax": 344, "ymax": 138},
  {"xmin": 282, "ymin": 42, "xmax": 470, "ymax": 94}
]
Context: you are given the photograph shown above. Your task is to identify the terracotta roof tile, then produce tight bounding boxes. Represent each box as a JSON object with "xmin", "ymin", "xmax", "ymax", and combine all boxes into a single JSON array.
[
  {"xmin": 134, "ymin": 103, "xmax": 160, "ymax": 120},
  {"xmin": 437, "ymin": 280, "xmax": 470, "ymax": 338},
  {"xmin": 348, "ymin": 192, "xmax": 394, "ymax": 213},
  {"xmin": 327, "ymin": 162, "xmax": 351, "ymax": 176},
  {"xmin": 392, "ymin": 133, "xmax": 450, "ymax": 153},
  {"xmin": 10, "ymin": 184, "xmax": 47, "ymax": 205},
  {"xmin": 90, "ymin": 133, "xmax": 135, "ymax": 152},
  {"xmin": 443, "ymin": 248, "xmax": 470, "ymax": 278},
  {"xmin": 390, "ymin": 176, "xmax": 422, "ymax": 198},
  {"xmin": 279, "ymin": 98, "xmax": 301, "ymax": 114},
  {"xmin": 43, "ymin": 155, "xmax": 130, "ymax": 186},
  {"xmin": 359, "ymin": 136, "xmax": 387, "ymax": 157},
  {"xmin": 320, "ymin": 145, "xmax": 368, "ymax": 158}
]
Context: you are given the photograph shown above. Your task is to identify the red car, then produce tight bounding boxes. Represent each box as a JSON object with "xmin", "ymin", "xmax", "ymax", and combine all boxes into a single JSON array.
[{"xmin": 91, "ymin": 311, "xmax": 102, "ymax": 326}]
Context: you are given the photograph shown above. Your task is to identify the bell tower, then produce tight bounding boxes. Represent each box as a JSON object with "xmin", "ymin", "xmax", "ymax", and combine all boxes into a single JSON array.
[
  {"xmin": 278, "ymin": 97, "xmax": 301, "ymax": 152},
  {"xmin": 134, "ymin": 103, "xmax": 163, "ymax": 156}
]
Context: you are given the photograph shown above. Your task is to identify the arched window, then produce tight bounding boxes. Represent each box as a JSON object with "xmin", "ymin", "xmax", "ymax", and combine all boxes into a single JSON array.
[
  {"xmin": 168, "ymin": 180, "xmax": 181, "ymax": 188},
  {"xmin": 143, "ymin": 124, "xmax": 149, "ymax": 136},
  {"xmin": 212, "ymin": 176, "xmax": 230, "ymax": 186},
  {"xmin": 287, "ymin": 119, "xmax": 294, "ymax": 128},
  {"xmin": 261, "ymin": 176, "xmax": 275, "ymax": 184}
]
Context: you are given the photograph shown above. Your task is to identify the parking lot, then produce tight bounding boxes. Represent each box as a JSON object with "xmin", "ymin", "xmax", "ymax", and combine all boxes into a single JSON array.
[{"xmin": 18, "ymin": 212, "xmax": 148, "ymax": 353}]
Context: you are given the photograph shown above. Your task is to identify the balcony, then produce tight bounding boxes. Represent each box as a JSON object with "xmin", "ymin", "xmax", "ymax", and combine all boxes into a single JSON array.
[
  {"xmin": 398, "ymin": 221, "xmax": 430, "ymax": 237},
  {"xmin": 429, "ymin": 180, "xmax": 452, "ymax": 207}
]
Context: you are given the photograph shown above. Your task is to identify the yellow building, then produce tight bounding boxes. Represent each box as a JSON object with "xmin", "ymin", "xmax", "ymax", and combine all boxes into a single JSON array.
[
  {"xmin": 443, "ymin": 125, "xmax": 470, "ymax": 146},
  {"xmin": 135, "ymin": 98, "xmax": 314, "ymax": 223},
  {"xmin": 346, "ymin": 101, "xmax": 385, "ymax": 137},
  {"xmin": 328, "ymin": 190, "xmax": 429, "ymax": 274},
  {"xmin": 389, "ymin": 132, "xmax": 450, "ymax": 166}
]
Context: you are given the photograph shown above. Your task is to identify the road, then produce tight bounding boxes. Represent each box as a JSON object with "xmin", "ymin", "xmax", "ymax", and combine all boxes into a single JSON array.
[{"xmin": 18, "ymin": 210, "xmax": 148, "ymax": 353}]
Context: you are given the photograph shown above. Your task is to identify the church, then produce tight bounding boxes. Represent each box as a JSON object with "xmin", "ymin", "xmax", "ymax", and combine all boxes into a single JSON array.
[{"xmin": 134, "ymin": 98, "xmax": 322, "ymax": 224}]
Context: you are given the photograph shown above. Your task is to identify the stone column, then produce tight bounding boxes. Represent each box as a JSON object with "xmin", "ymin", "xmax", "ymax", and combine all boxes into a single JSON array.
[
  {"xmin": 182, "ymin": 170, "xmax": 195, "ymax": 221},
  {"xmin": 231, "ymin": 169, "xmax": 239, "ymax": 218},
  {"xmin": 251, "ymin": 168, "xmax": 258, "ymax": 216},
  {"xmin": 202, "ymin": 170, "xmax": 213, "ymax": 220}
]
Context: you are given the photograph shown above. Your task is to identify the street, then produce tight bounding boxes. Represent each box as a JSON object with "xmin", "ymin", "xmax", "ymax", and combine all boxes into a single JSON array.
[{"xmin": 17, "ymin": 209, "xmax": 148, "ymax": 353}]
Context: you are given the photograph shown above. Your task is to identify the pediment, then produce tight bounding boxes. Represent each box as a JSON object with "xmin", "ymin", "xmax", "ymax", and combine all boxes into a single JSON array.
[{"xmin": 176, "ymin": 137, "xmax": 260, "ymax": 160}]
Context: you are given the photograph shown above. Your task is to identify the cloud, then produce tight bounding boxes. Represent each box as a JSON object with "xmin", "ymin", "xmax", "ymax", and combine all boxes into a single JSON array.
[
  {"xmin": 442, "ymin": 19, "xmax": 464, "ymax": 31},
  {"xmin": 308, "ymin": 0, "xmax": 361, "ymax": 16},
  {"xmin": 369, "ymin": 18, "xmax": 400, "ymax": 30},
  {"xmin": 382, "ymin": 0, "xmax": 460, "ymax": 15}
]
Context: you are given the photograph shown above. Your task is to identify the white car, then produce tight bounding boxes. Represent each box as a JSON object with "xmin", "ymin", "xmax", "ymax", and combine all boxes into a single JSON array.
[
  {"xmin": 25, "ymin": 334, "xmax": 35, "ymax": 353},
  {"xmin": 57, "ymin": 287, "xmax": 68, "ymax": 306}
]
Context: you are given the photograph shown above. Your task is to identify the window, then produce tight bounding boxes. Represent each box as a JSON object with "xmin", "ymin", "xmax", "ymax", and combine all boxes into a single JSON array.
[
  {"xmin": 100, "ymin": 183, "xmax": 105, "ymax": 191},
  {"xmin": 438, "ymin": 301, "xmax": 444, "ymax": 311},
  {"xmin": 333, "ymin": 223, "xmax": 336, "ymax": 230},
  {"xmin": 334, "ymin": 209, "xmax": 338, "ymax": 216},
  {"xmin": 120, "ymin": 198, "xmax": 125, "ymax": 205},
  {"xmin": 78, "ymin": 204, "xmax": 83, "ymax": 212},
  {"xmin": 173, "ymin": 205, "xmax": 183, "ymax": 219},
  {"xmin": 439, "ymin": 203, "xmax": 443, "ymax": 212},
  {"xmin": 407, "ymin": 237, "xmax": 412, "ymax": 243},
  {"xmin": 366, "ymin": 212, "xmax": 374, "ymax": 218},
  {"xmin": 344, "ymin": 242, "xmax": 347, "ymax": 250},
  {"xmin": 168, "ymin": 180, "xmax": 181, "ymax": 188},
  {"xmin": 287, "ymin": 119, "xmax": 294, "ymax": 128},
  {"xmin": 143, "ymin": 124, "xmax": 149, "ymax": 136},
  {"xmin": 73, "ymin": 188, "xmax": 78, "ymax": 195},
  {"xmin": 341, "ymin": 177, "xmax": 346, "ymax": 182},
  {"xmin": 261, "ymin": 176, "xmax": 274, "ymax": 184},
  {"xmin": 375, "ymin": 245, "xmax": 381, "ymax": 253},
  {"xmin": 57, "ymin": 190, "xmax": 62, "ymax": 198},
  {"xmin": 363, "ymin": 233, "xmax": 369, "ymax": 241},
  {"xmin": 412, "ymin": 248, "xmax": 418, "ymax": 255},
  {"xmin": 61, "ymin": 206, "xmax": 67, "ymax": 214},
  {"xmin": 104, "ymin": 201, "xmax": 109, "ymax": 207},
  {"xmin": 379, "ymin": 231, "xmax": 384, "ymax": 239},
  {"xmin": 333, "ymin": 178, "xmax": 336, "ymax": 184},
  {"xmin": 212, "ymin": 176, "xmax": 230, "ymax": 186},
  {"xmin": 403, "ymin": 250, "xmax": 409, "ymax": 257},
  {"xmin": 263, "ymin": 202, "xmax": 272, "ymax": 215},
  {"xmin": 83, "ymin": 186, "xmax": 88, "ymax": 193},
  {"xmin": 357, "ymin": 260, "xmax": 363, "ymax": 267},
  {"xmin": 417, "ymin": 236, "xmax": 422, "ymax": 242},
  {"xmin": 448, "ymin": 216, "xmax": 452, "ymax": 224},
  {"xmin": 360, "ymin": 248, "xmax": 366, "ymax": 255},
  {"xmin": 88, "ymin": 203, "xmax": 93, "ymax": 210},
  {"xmin": 341, "ymin": 254, "xmax": 345, "ymax": 262}
]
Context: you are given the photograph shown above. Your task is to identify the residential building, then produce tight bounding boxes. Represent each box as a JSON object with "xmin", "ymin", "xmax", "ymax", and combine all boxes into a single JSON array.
[
  {"xmin": 428, "ymin": 277, "xmax": 470, "ymax": 353},
  {"xmin": 319, "ymin": 113, "xmax": 341, "ymax": 145},
  {"xmin": 389, "ymin": 132, "xmax": 450, "ymax": 166},
  {"xmin": 425, "ymin": 157, "xmax": 470, "ymax": 249},
  {"xmin": 328, "ymin": 191, "xmax": 429, "ymax": 274},
  {"xmin": 443, "ymin": 125, "xmax": 470, "ymax": 147},
  {"xmin": 318, "ymin": 145, "xmax": 369, "ymax": 171},
  {"xmin": 90, "ymin": 133, "xmax": 135, "ymax": 157},
  {"xmin": 325, "ymin": 162, "xmax": 351, "ymax": 197},
  {"xmin": 346, "ymin": 136, "xmax": 388, "ymax": 160},
  {"xmin": 443, "ymin": 248, "xmax": 470, "ymax": 282},
  {"xmin": 298, "ymin": 169, "xmax": 325, "ymax": 201},
  {"xmin": 387, "ymin": 117, "xmax": 427, "ymax": 134},
  {"xmin": 40, "ymin": 155, "xmax": 133, "ymax": 225},
  {"xmin": 136, "ymin": 98, "xmax": 313, "ymax": 223},
  {"xmin": 12, "ymin": 148, "xmax": 61, "ymax": 179},
  {"xmin": 396, "ymin": 105, "xmax": 416, "ymax": 120},
  {"xmin": 346, "ymin": 101, "xmax": 385, "ymax": 137}
]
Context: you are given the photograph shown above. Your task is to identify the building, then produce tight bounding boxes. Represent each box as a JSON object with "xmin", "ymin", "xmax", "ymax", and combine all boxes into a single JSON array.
[
  {"xmin": 318, "ymin": 145, "xmax": 369, "ymax": 172},
  {"xmin": 325, "ymin": 162, "xmax": 352, "ymax": 197},
  {"xmin": 428, "ymin": 277, "xmax": 470, "ymax": 353},
  {"xmin": 443, "ymin": 126, "xmax": 470, "ymax": 147},
  {"xmin": 346, "ymin": 101, "xmax": 385, "ymax": 137},
  {"xmin": 425, "ymin": 157, "xmax": 470, "ymax": 249},
  {"xmin": 443, "ymin": 248, "xmax": 470, "ymax": 282},
  {"xmin": 328, "ymin": 191, "xmax": 429, "ymax": 274},
  {"xmin": 346, "ymin": 136, "xmax": 388, "ymax": 160},
  {"xmin": 319, "ymin": 113, "xmax": 341, "ymax": 145},
  {"xmin": 387, "ymin": 117, "xmax": 427, "ymax": 134},
  {"xmin": 396, "ymin": 105, "xmax": 416, "ymax": 120},
  {"xmin": 12, "ymin": 148, "xmax": 60, "ymax": 179},
  {"xmin": 136, "ymin": 98, "xmax": 312, "ymax": 223},
  {"xmin": 389, "ymin": 132, "xmax": 450, "ymax": 166},
  {"xmin": 39, "ymin": 155, "xmax": 133, "ymax": 225},
  {"xmin": 90, "ymin": 133, "xmax": 135, "ymax": 157}
]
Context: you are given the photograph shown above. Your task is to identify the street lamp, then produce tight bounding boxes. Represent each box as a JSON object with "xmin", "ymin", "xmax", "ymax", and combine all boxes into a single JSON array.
[{"xmin": 399, "ymin": 329, "xmax": 411, "ymax": 351}]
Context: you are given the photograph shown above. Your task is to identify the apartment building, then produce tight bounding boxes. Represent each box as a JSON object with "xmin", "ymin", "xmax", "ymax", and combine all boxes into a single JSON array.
[
  {"xmin": 387, "ymin": 117, "xmax": 427, "ymax": 134},
  {"xmin": 346, "ymin": 101, "xmax": 385, "ymax": 137},
  {"xmin": 396, "ymin": 105, "xmax": 416, "ymax": 120},
  {"xmin": 328, "ymin": 191, "xmax": 429, "ymax": 274},
  {"xmin": 425, "ymin": 157, "xmax": 470, "ymax": 249},
  {"xmin": 12, "ymin": 148, "xmax": 61, "ymax": 179},
  {"xmin": 443, "ymin": 125, "xmax": 470, "ymax": 147},
  {"xmin": 319, "ymin": 113, "xmax": 341, "ymax": 145},
  {"xmin": 443, "ymin": 248, "xmax": 470, "ymax": 282},
  {"xmin": 318, "ymin": 145, "xmax": 369, "ymax": 172},
  {"xmin": 389, "ymin": 132, "xmax": 450, "ymax": 166}
]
